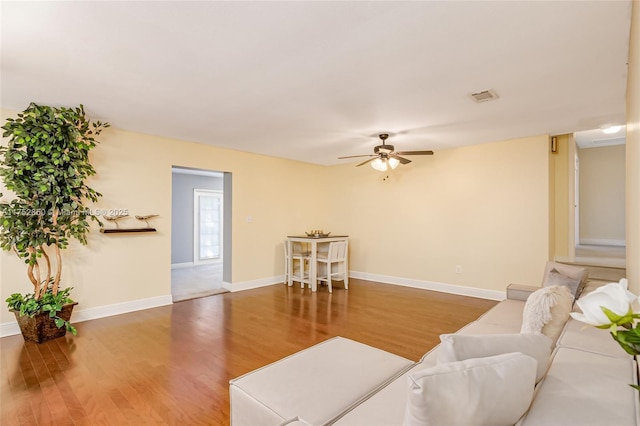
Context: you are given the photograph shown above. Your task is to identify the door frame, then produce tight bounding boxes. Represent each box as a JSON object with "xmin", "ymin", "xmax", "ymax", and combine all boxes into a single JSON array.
[{"xmin": 567, "ymin": 134, "xmax": 577, "ymax": 261}]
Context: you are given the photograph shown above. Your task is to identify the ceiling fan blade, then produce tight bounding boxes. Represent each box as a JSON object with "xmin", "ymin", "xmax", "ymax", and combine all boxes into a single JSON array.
[
  {"xmin": 356, "ymin": 157, "xmax": 377, "ymax": 167},
  {"xmin": 395, "ymin": 150, "xmax": 434, "ymax": 156},
  {"xmin": 390, "ymin": 154, "xmax": 411, "ymax": 165},
  {"xmin": 338, "ymin": 154, "xmax": 376, "ymax": 159}
]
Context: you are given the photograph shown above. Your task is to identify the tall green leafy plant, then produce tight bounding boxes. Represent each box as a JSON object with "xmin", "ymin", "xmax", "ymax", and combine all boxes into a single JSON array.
[{"xmin": 0, "ymin": 103, "xmax": 108, "ymax": 329}]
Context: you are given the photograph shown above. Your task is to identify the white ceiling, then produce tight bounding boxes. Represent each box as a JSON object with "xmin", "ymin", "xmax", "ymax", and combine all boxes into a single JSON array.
[
  {"xmin": 574, "ymin": 126, "xmax": 627, "ymax": 149},
  {"xmin": 1, "ymin": 1, "xmax": 632, "ymax": 165}
]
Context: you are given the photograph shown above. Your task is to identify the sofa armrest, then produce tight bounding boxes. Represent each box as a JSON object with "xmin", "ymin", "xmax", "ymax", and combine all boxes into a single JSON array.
[{"xmin": 506, "ymin": 284, "xmax": 540, "ymax": 301}]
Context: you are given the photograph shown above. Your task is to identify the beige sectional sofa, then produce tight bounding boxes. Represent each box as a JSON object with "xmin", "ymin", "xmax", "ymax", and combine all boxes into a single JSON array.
[{"xmin": 230, "ymin": 273, "xmax": 639, "ymax": 425}]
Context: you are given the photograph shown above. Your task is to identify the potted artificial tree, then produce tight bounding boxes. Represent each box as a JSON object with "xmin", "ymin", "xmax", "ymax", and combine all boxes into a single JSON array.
[{"xmin": 0, "ymin": 103, "xmax": 108, "ymax": 343}]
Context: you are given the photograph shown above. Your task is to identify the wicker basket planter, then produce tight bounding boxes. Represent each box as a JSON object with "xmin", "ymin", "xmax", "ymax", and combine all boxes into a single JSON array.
[{"xmin": 12, "ymin": 302, "xmax": 78, "ymax": 343}]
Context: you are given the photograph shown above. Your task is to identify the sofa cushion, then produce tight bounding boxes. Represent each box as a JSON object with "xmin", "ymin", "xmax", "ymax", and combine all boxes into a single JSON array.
[
  {"xmin": 403, "ymin": 352, "xmax": 537, "ymax": 426},
  {"xmin": 556, "ymin": 318, "xmax": 630, "ymax": 358},
  {"xmin": 521, "ymin": 285, "xmax": 573, "ymax": 344},
  {"xmin": 332, "ymin": 364, "xmax": 423, "ymax": 426},
  {"xmin": 519, "ymin": 347, "xmax": 638, "ymax": 426},
  {"xmin": 333, "ymin": 348, "xmax": 541, "ymax": 426},
  {"xmin": 457, "ymin": 320, "xmax": 522, "ymax": 335},
  {"xmin": 475, "ymin": 299, "xmax": 526, "ymax": 329},
  {"xmin": 229, "ymin": 337, "xmax": 414, "ymax": 426},
  {"xmin": 438, "ymin": 333, "xmax": 552, "ymax": 382},
  {"xmin": 542, "ymin": 261, "xmax": 588, "ymax": 298}
]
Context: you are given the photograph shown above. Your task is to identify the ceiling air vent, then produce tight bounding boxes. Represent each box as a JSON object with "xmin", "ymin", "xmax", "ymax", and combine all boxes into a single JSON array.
[{"xmin": 470, "ymin": 89, "xmax": 499, "ymax": 103}]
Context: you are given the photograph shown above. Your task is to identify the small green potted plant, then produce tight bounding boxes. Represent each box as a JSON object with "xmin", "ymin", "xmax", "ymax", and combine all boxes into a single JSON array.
[{"xmin": 0, "ymin": 103, "xmax": 108, "ymax": 343}]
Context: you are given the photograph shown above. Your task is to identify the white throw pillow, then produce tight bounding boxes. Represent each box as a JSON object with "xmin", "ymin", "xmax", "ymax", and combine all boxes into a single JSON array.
[
  {"xmin": 542, "ymin": 261, "xmax": 588, "ymax": 298},
  {"xmin": 437, "ymin": 333, "xmax": 552, "ymax": 383},
  {"xmin": 521, "ymin": 285, "xmax": 573, "ymax": 344},
  {"xmin": 403, "ymin": 352, "xmax": 537, "ymax": 426}
]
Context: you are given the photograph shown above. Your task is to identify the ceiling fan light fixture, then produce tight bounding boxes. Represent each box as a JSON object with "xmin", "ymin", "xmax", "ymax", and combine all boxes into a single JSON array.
[
  {"xmin": 371, "ymin": 157, "xmax": 387, "ymax": 171},
  {"xmin": 339, "ymin": 133, "xmax": 433, "ymax": 170}
]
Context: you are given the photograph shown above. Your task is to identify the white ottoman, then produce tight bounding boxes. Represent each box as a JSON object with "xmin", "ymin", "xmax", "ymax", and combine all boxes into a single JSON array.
[{"xmin": 229, "ymin": 337, "xmax": 415, "ymax": 426}]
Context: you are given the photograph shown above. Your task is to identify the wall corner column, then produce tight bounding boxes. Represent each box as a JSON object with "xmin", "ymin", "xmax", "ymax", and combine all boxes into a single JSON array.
[{"xmin": 626, "ymin": 0, "xmax": 640, "ymax": 293}]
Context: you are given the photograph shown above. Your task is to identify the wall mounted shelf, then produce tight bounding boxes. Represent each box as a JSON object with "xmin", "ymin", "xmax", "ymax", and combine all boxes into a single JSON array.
[{"xmin": 100, "ymin": 228, "xmax": 156, "ymax": 234}]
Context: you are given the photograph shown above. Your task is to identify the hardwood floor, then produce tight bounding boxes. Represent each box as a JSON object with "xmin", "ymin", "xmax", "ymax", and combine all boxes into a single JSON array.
[{"xmin": 0, "ymin": 279, "xmax": 497, "ymax": 425}]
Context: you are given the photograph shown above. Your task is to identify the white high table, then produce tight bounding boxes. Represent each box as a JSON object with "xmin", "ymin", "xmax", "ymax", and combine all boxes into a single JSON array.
[{"xmin": 286, "ymin": 235, "xmax": 349, "ymax": 292}]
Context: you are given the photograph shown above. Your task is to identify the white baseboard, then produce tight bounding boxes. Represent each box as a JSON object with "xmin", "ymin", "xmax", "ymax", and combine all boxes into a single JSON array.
[
  {"xmin": 224, "ymin": 275, "xmax": 284, "ymax": 292},
  {"xmin": 223, "ymin": 272, "xmax": 505, "ymax": 300},
  {"xmin": 171, "ymin": 262, "xmax": 194, "ymax": 269},
  {"xmin": 579, "ymin": 239, "xmax": 626, "ymax": 247},
  {"xmin": 0, "ymin": 322, "xmax": 20, "ymax": 338},
  {"xmin": 0, "ymin": 294, "xmax": 173, "ymax": 338},
  {"xmin": 349, "ymin": 271, "xmax": 505, "ymax": 301}
]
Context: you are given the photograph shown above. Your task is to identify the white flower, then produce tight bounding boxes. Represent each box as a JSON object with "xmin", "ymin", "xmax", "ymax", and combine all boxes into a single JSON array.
[{"xmin": 570, "ymin": 279, "xmax": 637, "ymax": 327}]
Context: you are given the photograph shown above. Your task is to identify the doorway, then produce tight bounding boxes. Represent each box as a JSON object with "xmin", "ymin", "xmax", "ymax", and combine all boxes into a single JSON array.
[
  {"xmin": 171, "ymin": 167, "xmax": 232, "ymax": 302},
  {"xmin": 572, "ymin": 129, "xmax": 626, "ymax": 267}
]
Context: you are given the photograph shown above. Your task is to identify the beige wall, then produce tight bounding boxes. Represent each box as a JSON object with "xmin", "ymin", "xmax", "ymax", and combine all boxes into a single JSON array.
[
  {"xmin": 0, "ymin": 111, "xmax": 329, "ymax": 324},
  {"xmin": 324, "ymin": 135, "xmax": 550, "ymax": 292},
  {"xmin": 627, "ymin": 0, "xmax": 640, "ymax": 293},
  {"xmin": 1, "ymin": 108, "xmax": 551, "ymax": 325},
  {"xmin": 578, "ymin": 145, "xmax": 626, "ymax": 244}
]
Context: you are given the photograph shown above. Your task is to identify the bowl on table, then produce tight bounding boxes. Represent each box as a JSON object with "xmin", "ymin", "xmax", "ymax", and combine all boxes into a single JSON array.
[{"xmin": 305, "ymin": 231, "xmax": 331, "ymax": 238}]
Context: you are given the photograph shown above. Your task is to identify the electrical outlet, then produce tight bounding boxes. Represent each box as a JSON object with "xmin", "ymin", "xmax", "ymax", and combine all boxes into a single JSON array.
[{"xmin": 455, "ymin": 265, "xmax": 462, "ymax": 274}]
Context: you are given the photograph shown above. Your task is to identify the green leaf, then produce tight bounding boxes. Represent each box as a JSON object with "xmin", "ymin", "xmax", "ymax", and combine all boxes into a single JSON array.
[
  {"xmin": 601, "ymin": 306, "xmax": 635, "ymax": 328},
  {"xmin": 611, "ymin": 329, "xmax": 640, "ymax": 355}
]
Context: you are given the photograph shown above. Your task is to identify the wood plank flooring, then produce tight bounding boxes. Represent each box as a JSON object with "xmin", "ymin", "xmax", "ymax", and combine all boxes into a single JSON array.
[{"xmin": 0, "ymin": 279, "xmax": 497, "ymax": 425}]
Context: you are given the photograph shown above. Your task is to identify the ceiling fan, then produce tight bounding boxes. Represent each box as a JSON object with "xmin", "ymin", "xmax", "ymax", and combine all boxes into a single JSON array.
[{"xmin": 338, "ymin": 133, "xmax": 434, "ymax": 171}]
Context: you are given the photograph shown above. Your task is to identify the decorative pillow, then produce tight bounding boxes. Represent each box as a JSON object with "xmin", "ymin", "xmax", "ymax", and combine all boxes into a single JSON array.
[
  {"xmin": 542, "ymin": 261, "xmax": 588, "ymax": 299},
  {"xmin": 545, "ymin": 268, "xmax": 582, "ymax": 298},
  {"xmin": 403, "ymin": 352, "xmax": 537, "ymax": 426},
  {"xmin": 521, "ymin": 285, "xmax": 573, "ymax": 344},
  {"xmin": 437, "ymin": 333, "xmax": 552, "ymax": 383}
]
